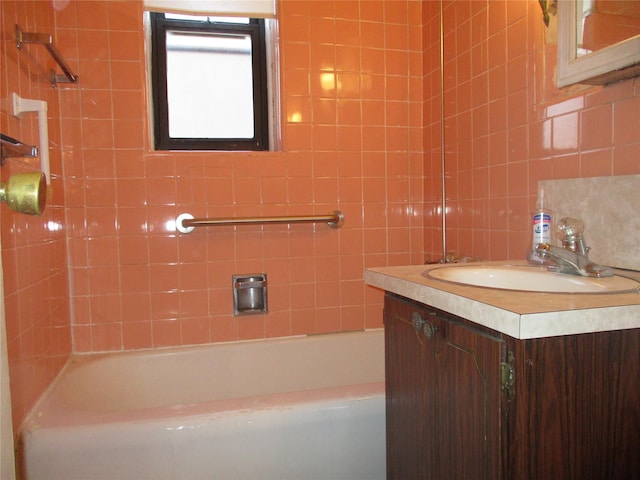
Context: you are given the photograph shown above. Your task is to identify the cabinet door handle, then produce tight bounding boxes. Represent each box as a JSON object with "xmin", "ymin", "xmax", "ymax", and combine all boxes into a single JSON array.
[
  {"xmin": 412, "ymin": 312, "xmax": 437, "ymax": 340},
  {"xmin": 423, "ymin": 321, "xmax": 436, "ymax": 339},
  {"xmin": 412, "ymin": 312, "xmax": 426, "ymax": 331}
]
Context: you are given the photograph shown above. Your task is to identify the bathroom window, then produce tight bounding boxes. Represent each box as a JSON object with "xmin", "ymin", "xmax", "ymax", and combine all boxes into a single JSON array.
[{"xmin": 150, "ymin": 13, "xmax": 272, "ymax": 151}]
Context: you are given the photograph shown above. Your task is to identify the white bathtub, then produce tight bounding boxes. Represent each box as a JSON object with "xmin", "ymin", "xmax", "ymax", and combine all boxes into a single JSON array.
[{"xmin": 18, "ymin": 330, "xmax": 385, "ymax": 480}]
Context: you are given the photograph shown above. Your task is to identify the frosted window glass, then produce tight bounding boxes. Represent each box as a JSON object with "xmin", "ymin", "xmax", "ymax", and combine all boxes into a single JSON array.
[{"xmin": 165, "ymin": 31, "xmax": 254, "ymax": 139}]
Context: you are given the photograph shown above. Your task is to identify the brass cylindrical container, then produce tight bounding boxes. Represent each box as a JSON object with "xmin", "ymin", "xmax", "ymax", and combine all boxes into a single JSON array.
[{"xmin": 0, "ymin": 171, "xmax": 47, "ymax": 216}]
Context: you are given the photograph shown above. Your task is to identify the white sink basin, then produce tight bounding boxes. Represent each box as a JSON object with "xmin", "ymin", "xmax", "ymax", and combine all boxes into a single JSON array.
[{"xmin": 424, "ymin": 264, "xmax": 640, "ymax": 294}]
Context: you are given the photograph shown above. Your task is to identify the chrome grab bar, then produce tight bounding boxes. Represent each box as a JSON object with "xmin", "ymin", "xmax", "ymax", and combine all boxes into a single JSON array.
[{"xmin": 176, "ymin": 211, "xmax": 344, "ymax": 234}]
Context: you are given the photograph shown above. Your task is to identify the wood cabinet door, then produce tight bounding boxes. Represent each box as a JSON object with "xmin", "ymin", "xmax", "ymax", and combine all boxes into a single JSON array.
[
  {"xmin": 384, "ymin": 294, "xmax": 434, "ymax": 480},
  {"xmin": 384, "ymin": 294, "xmax": 507, "ymax": 480},
  {"xmin": 432, "ymin": 313, "xmax": 506, "ymax": 480}
]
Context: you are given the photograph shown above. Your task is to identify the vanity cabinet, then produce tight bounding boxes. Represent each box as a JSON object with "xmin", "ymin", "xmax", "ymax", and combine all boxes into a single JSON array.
[{"xmin": 384, "ymin": 293, "xmax": 640, "ymax": 480}]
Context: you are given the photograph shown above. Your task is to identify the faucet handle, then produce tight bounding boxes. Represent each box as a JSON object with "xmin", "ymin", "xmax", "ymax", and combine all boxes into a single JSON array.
[
  {"xmin": 557, "ymin": 217, "xmax": 584, "ymax": 238},
  {"xmin": 557, "ymin": 217, "xmax": 589, "ymax": 255}
]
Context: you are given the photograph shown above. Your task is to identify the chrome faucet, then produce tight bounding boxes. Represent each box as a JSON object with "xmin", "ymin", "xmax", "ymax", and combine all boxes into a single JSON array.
[{"xmin": 534, "ymin": 217, "xmax": 614, "ymax": 278}]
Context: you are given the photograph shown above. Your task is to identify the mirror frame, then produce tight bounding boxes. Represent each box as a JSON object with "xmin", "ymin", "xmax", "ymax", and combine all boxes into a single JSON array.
[{"xmin": 557, "ymin": 0, "xmax": 640, "ymax": 87}]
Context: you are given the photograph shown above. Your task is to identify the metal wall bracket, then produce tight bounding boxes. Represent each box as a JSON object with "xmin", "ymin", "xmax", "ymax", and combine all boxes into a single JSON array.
[{"xmin": 15, "ymin": 24, "xmax": 79, "ymax": 88}]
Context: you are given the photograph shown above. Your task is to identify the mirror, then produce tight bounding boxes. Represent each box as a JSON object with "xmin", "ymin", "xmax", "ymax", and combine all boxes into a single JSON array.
[{"xmin": 557, "ymin": 0, "xmax": 640, "ymax": 87}]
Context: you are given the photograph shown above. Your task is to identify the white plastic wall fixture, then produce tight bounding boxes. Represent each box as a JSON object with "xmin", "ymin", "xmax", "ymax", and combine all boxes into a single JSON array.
[{"xmin": 11, "ymin": 93, "xmax": 50, "ymax": 185}]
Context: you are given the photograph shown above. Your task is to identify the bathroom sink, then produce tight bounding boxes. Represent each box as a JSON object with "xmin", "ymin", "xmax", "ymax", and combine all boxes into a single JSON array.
[{"xmin": 423, "ymin": 264, "xmax": 640, "ymax": 294}]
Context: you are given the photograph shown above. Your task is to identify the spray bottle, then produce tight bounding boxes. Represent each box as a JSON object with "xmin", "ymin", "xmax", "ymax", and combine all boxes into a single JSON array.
[{"xmin": 528, "ymin": 187, "xmax": 553, "ymax": 264}]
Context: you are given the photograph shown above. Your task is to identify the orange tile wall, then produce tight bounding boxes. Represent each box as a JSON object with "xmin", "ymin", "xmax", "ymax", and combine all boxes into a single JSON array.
[
  {"xmin": 57, "ymin": 0, "xmax": 424, "ymax": 353},
  {"xmin": 1, "ymin": 0, "xmax": 72, "ymax": 429},
  {"xmin": 423, "ymin": 0, "xmax": 640, "ymax": 261}
]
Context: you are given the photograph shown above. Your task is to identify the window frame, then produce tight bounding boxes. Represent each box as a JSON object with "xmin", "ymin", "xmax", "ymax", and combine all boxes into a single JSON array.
[{"xmin": 150, "ymin": 12, "xmax": 270, "ymax": 151}]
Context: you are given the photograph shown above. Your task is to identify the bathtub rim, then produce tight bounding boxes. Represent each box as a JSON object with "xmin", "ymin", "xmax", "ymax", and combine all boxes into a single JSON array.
[
  {"xmin": 19, "ymin": 329, "xmax": 385, "ymax": 432},
  {"xmin": 68, "ymin": 327, "xmax": 383, "ymax": 363}
]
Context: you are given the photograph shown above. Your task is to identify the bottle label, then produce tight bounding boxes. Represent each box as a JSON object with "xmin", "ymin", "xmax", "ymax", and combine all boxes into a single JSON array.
[
  {"xmin": 533, "ymin": 213, "xmax": 551, "ymax": 234},
  {"xmin": 532, "ymin": 213, "xmax": 552, "ymax": 248}
]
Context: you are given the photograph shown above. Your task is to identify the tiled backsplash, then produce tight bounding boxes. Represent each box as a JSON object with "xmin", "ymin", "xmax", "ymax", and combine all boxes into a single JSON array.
[{"xmin": 541, "ymin": 175, "xmax": 640, "ymax": 271}]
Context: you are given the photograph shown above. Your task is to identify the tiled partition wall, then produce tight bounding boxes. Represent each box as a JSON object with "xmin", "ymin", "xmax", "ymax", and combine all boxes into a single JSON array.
[
  {"xmin": 57, "ymin": 0, "xmax": 425, "ymax": 353},
  {"xmin": 0, "ymin": 1, "xmax": 71, "ymax": 428},
  {"xmin": 423, "ymin": 1, "xmax": 640, "ymax": 262}
]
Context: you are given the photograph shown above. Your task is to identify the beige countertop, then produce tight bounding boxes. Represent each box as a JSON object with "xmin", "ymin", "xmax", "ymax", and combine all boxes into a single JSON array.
[{"xmin": 365, "ymin": 261, "xmax": 640, "ymax": 339}]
